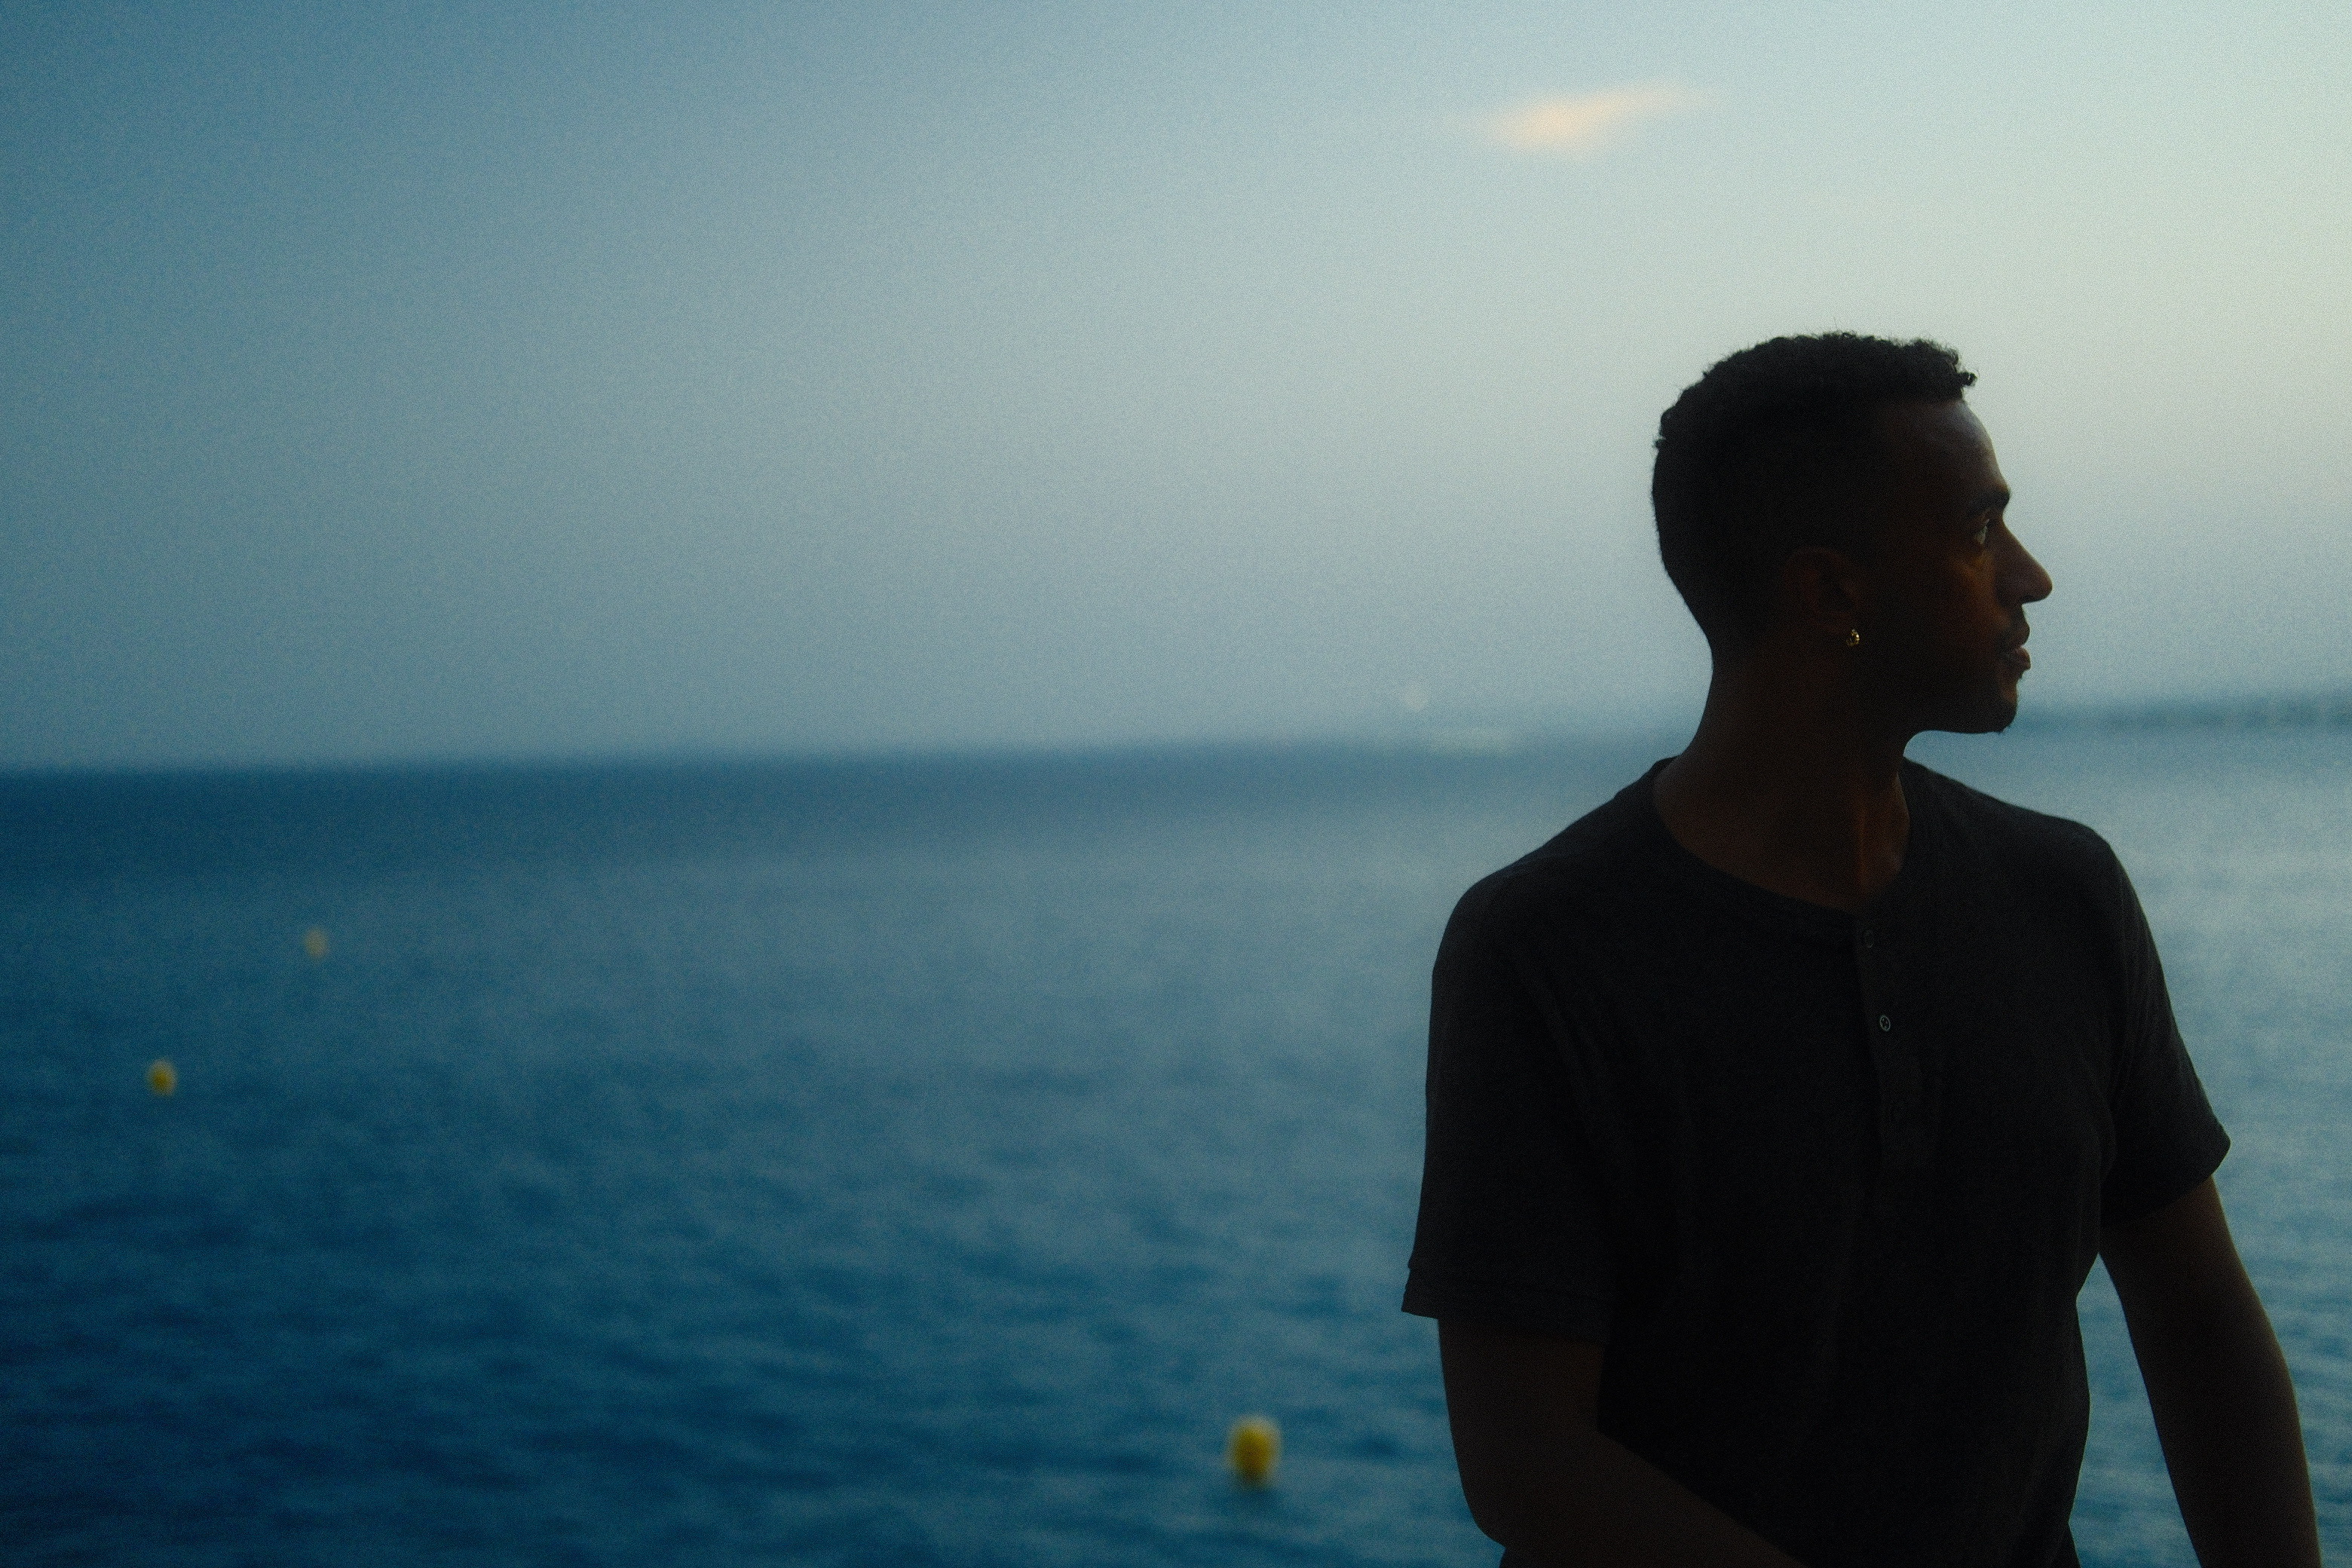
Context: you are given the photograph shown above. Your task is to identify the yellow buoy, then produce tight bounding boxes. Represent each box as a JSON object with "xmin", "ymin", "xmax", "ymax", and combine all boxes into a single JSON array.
[
  {"xmin": 1227, "ymin": 1415, "xmax": 1280, "ymax": 1486},
  {"xmin": 146, "ymin": 1058, "xmax": 177, "ymax": 1096},
  {"xmin": 302, "ymin": 926, "xmax": 329, "ymax": 961}
]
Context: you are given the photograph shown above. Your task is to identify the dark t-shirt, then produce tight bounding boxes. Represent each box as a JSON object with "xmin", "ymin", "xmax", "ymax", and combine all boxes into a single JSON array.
[{"xmin": 1404, "ymin": 760, "xmax": 2228, "ymax": 1568}]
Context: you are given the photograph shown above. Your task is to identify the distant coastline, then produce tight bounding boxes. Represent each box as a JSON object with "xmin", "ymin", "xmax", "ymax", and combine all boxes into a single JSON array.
[
  {"xmin": 2013, "ymin": 690, "xmax": 2352, "ymax": 734},
  {"xmin": 1404, "ymin": 688, "xmax": 2352, "ymax": 758}
]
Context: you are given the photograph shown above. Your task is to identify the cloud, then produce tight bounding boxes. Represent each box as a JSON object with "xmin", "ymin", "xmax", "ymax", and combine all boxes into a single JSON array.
[{"xmin": 1484, "ymin": 83, "xmax": 1702, "ymax": 158}]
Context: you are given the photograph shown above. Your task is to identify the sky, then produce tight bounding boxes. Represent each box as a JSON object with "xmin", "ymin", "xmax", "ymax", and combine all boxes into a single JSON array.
[{"xmin": 5, "ymin": 1, "xmax": 2347, "ymax": 771}]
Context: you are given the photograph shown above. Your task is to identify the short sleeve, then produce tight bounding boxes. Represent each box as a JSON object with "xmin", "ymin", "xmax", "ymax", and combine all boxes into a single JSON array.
[
  {"xmin": 1402, "ymin": 888, "xmax": 1615, "ymax": 1341},
  {"xmin": 2099, "ymin": 856, "xmax": 2230, "ymax": 1223}
]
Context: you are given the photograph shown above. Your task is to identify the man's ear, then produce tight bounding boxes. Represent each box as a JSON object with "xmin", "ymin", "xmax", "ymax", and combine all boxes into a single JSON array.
[{"xmin": 1779, "ymin": 545, "xmax": 1869, "ymax": 643}]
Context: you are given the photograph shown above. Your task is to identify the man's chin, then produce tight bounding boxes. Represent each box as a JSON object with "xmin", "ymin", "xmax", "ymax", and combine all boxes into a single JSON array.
[
  {"xmin": 1981, "ymin": 684, "xmax": 2024, "ymax": 733},
  {"xmin": 1925, "ymin": 684, "xmax": 2023, "ymax": 737}
]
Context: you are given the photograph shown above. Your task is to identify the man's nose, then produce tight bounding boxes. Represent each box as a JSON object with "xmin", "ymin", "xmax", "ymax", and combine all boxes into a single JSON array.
[{"xmin": 2004, "ymin": 534, "xmax": 2054, "ymax": 605}]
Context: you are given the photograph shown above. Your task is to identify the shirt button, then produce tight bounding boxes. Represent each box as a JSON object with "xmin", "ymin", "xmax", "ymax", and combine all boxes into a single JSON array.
[
  {"xmin": 1878, "ymin": 1014, "xmax": 1892, "ymax": 1032},
  {"xmin": 1862, "ymin": 928, "xmax": 1876, "ymax": 948}
]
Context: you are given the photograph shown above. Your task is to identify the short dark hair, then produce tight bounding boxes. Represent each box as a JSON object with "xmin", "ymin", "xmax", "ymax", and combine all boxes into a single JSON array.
[{"xmin": 1652, "ymin": 333, "xmax": 1976, "ymax": 647}]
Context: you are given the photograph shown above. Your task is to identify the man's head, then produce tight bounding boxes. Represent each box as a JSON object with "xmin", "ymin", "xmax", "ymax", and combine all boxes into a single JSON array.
[
  {"xmin": 1652, "ymin": 333, "xmax": 2051, "ymax": 732},
  {"xmin": 1652, "ymin": 334, "xmax": 1977, "ymax": 648}
]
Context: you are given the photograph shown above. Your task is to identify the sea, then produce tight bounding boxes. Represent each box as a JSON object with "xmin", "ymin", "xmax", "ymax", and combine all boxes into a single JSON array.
[{"xmin": 5, "ymin": 724, "xmax": 2350, "ymax": 1566}]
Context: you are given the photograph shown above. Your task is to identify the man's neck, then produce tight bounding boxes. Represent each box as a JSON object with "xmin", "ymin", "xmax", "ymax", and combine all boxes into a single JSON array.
[{"xmin": 1652, "ymin": 659, "xmax": 1913, "ymax": 913}]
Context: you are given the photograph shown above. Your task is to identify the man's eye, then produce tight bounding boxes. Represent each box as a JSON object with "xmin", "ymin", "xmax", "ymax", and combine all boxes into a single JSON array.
[{"xmin": 1973, "ymin": 523, "xmax": 1992, "ymax": 547}]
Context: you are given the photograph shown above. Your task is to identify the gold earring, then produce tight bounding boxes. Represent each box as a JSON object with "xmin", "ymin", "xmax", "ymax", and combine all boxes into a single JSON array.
[{"xmin": 1845, "ymin": 628, "xmax": 1862, "ymax": 648}]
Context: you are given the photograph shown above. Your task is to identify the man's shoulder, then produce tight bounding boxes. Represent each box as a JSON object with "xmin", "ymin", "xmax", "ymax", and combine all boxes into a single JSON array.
[
  {"xmin": 1905, "ymin": 761, "xmax": 2131, "ymax": 902},
  {"xmin": 1447, "ymin": 770, "xmax": 1665, "ymax": 945},
  {"xmin": 1906, "ymin": 760, "xmax": 2115, "ymax": 863}
]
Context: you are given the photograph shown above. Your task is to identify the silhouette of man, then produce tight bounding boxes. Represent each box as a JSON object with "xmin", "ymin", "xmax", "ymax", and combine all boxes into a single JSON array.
[{"xmin": 1404, "ymin": 335, "xmax": 2319, "ymax": 1567}]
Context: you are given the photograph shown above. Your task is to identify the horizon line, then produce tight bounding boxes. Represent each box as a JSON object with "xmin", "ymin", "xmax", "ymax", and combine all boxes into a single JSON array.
[{"xmin": 7, "ymin": 687, "xmax": 2352, "ymax": 787}]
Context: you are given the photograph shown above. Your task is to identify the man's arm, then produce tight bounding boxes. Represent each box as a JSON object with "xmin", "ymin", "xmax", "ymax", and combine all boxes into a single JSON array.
[
  {"xmin": 1440, "ymin": 1321, "xmax": 1807, "ymax": 1568},
  {"xmin": 2101, "ymin": 1177, "xmax": 2321, "ymax": 1568}
]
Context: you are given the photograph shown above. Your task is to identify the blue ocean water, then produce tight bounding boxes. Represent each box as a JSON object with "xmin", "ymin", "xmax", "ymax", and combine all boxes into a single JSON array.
[{"xmin": 3, "ymin": 728, "xmax": 2348, "ymax": 1566}]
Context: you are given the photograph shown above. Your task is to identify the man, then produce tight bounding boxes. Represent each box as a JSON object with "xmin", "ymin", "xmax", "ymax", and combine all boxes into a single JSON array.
[{"xmin": 1403, "ymin": 335, "xmax": 2319, "ymax": 1567}]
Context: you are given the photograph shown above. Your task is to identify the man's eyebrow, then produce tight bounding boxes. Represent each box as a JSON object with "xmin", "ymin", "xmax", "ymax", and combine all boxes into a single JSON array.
[{"xmin": 1965, "ymin": 486, "xmax": 2011, "ymax": 516}]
